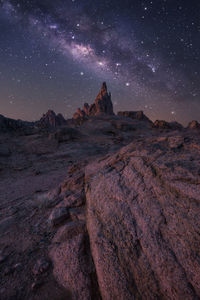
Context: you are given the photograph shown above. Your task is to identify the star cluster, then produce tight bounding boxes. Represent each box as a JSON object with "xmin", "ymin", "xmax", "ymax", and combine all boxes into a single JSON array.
[{"xmin": 0, "ymin": 0, "xmax": 200, "ymax": 124}]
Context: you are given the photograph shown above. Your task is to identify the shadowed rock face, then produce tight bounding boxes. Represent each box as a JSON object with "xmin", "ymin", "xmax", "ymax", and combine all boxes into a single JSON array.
[
  {"xmin": 0, "ymin": 114, "xmax": 33, "ymax": 133},
  {"xmin": 73, "ymin": 82, "xmax": 114, "ymax": 120},
  {"xmin": 38, "ymin": 110, "xmax": 67, "ymax": 128}
]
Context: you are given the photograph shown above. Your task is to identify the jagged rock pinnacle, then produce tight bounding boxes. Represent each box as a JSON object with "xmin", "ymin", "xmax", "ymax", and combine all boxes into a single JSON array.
[
  {"xmin": 101, "ymin": 82, "xmax": 107, "ymax": 93},
  {"xmin": 73, "ymin": 82, "xmax": 114, "ymax": 119}
]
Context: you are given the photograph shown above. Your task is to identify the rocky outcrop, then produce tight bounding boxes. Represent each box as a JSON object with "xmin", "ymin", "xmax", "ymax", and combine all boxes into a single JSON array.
[
  {"xmin": 73, "ymin": 82, "xmax": 114, "ymax": 120},
  {"xmin": 117, "ymin": 110, "xmax": 152, "ymax": 123},
  {"xmin": 153, "ymin": 120, "xmax": 183, "ymax": 130},
  {"xmin": 1, "ymin": 84, "xmax": 200, "ymax": 300},
  {"xmin": 84, "ymin": 136, "xmax": 200, "ymax": 299},
  {"xmin": 91, "ymin": 82, "xmax": 114, "ymax": 116},
  {"xmin": 188, "ymin": 120, "xmax": 200, "ymax": 129},
  {"xmin": 0, "ymin": 114, "xmax": 34, "ymax": 133},
  {"xmin": 38, "ymin": 110, "xmax": 67, "ymax": 128},
  {"xmin": 73, "ymin": 108, "xmax": 86, "ymax": 120},
  {"xmin": 46, "ymin": 134, "xmax": 200, "ymax": 299}
]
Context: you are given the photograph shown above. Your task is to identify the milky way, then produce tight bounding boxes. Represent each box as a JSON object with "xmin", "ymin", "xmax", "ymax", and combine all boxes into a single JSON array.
[{"xmin": 0, "ymin": 0, "xmax": 200, "ymax": 124}]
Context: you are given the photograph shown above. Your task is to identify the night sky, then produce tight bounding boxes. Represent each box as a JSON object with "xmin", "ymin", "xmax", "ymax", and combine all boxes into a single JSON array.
[{"xmin": 0, "ymin": 0, "xmax": 200, "ymax": 125}]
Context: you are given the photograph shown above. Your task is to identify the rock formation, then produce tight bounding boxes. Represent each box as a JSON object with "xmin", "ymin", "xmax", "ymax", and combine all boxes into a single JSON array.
[
  {"xmin": 153, "ymin": 119, "xmax": 183, "ymax": 130},
  {"xmin": 1, "ymin": 83, "xmax": 200, "ymax": 300},
  {"xmin": 47, "ymin": 134, "xmax": 200, "ymax": 300},
  {"xmin": 118, "ymin": 110, "xmax": 152, "ymax": 123},
  {"xmin": 90, "ymin": 81, "xmax": 114, "ymax": 115},
  {"xmin": 84, "ymin": 136, "xmax": 200, "ymax": 299},
  {"xmin": 73, "ymin": 108, "xmax": 87, "ymax": 120},
  {"xmin": 38, "ymin": 110, "xmax": 67, "ymax": 128},
  {"xmin": 188, "ymin": 120, "xmax": 200, "ymax": 129},
  {"xmin": 0, "ymin": 114, "xmax": 34, "ymax": 133},
  {"xmin": 73, "ymin": 82, "xmax": 114, "ymax": 120}
]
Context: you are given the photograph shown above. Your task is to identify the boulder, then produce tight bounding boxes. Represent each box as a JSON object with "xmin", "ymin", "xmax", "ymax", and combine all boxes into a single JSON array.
[
  {"xmin": 49, "ymin": 229, "xmax": 100, "ymax": 300},
  {"xmin": 85, "ymin": 138, "xmax": 200, "ymax": 299}
]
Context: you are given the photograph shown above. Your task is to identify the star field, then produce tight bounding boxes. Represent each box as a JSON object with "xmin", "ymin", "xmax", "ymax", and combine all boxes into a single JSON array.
[{"xmin": 0, "ymin": 0, "xmax": 200, "ymax": 124}]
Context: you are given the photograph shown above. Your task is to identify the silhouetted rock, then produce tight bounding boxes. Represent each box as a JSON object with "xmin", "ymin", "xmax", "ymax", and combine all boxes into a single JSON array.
[
  {"xmin": 38, "ymin": 110, "xmax": 67, "ymax": 128},
  {"xmin": 0, "ymin": 114, "xmax": 34, "ymax": 133},
  {"xmin": 91, "ymin": 82, "xmax": 114, "ymax": 115},
  {"xmin": 73, "ymin": 82, "xmax": 114, "ymax": 120},
  {"xmin": 187, "ymin": 120, "xmax": 200, "ymax": 129},
  {"xmin": 117, "ymin": 110, "xmax": 152, "ymax": 123},
  {"xmin": 153, "ymin": 120, "xmax": 183, "ymax": 130}
]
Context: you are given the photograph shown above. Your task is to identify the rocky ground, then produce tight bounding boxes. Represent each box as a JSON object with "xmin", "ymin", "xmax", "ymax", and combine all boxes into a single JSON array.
[{"xmin": 0, "ymin": 83, "xmax": 200, "ymax": 299}]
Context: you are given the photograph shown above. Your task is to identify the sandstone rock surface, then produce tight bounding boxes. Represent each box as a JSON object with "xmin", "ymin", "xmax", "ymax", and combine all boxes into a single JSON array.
[
  {"xmin": 43, "ymin": 132, "xmax": 200, "ymax": 300},
  {"xmin": 85, "ymin": 136, "xmax": 200, "ymax": 299},
  {"xmin": 1, "ymin": 84, "xmax": 200, "ymax": 300}
]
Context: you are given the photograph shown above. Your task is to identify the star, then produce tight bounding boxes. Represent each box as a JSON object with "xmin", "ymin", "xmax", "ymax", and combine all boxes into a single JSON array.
[
  {"xmin": 0, "ymin": 0, "xmax": 199, "ymax": 126},
  {"xmin": 50, "ymin": 25, "xmax": 57, "ymax": 29}
]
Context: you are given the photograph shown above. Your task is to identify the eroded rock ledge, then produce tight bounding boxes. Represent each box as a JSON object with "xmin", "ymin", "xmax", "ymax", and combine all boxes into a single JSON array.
[{"xmin": 49, "ymin": 135, "xmax": 200, "ymax": 299}]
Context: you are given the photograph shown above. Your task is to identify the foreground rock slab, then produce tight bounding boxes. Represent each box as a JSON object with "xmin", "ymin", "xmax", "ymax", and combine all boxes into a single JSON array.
[{"xmin": 85, "ymin": 137, "xmax": 200, "ymax": 299}]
